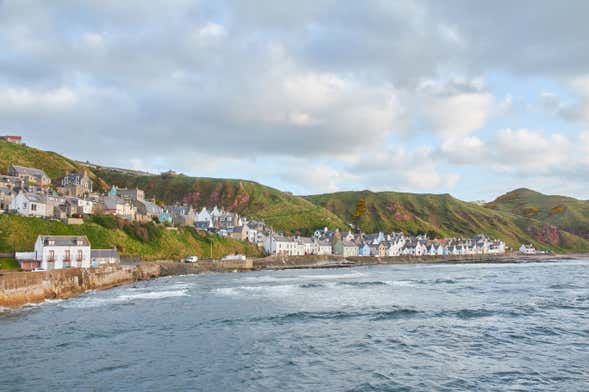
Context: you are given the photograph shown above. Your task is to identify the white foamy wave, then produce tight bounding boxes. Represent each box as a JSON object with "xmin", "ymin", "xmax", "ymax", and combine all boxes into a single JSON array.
[
  {"xmin": 385, "ymin": 280, "xmax": 416, "ymax": 287},
  {"xmin": 297, "ymin": 272, "xmax": 368, "ymax": 281},
  {"xmin": 240, "ymin": 276, "xmax": 299, "ymax": 284},
  {"xmin": 65, "ymin": 290, "xmax": 188, "ymax": 308},
  {"xmin": 214, "ymin": 284, "xmax": 298, "ymax": 297}
]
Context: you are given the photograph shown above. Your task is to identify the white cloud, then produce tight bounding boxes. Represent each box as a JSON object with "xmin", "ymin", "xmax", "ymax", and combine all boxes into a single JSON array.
[
  {"xmin": 0, "ymin": 86, "xmax": 78, "ymax": 111},
  {"xmin": 416, "ymin": 78, "xmax": 495, "ymax": 136},
  {"xmin": 440, "ymin": 136, "xmax": 486, "ymax": 164},
  {"xmin": 493, "ymin": 129, "xmax": 571, "ymax": 172}
]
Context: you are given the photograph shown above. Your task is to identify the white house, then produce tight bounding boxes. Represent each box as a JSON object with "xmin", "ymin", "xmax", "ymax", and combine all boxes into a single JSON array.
[
  {"xmin": 34, "ymin": 235, "xmax": 91, "ymax": 270},
  {"xmin": 520, "ymin": 244, "xmax": 536, "ymax": 255},
  {"xmin": 318, "ymin": 240, "xmax": 332, "ymax": 255},
  {"xmin": 10, "ymin": 192, "xmax": 48, "ymax": 217},
  {"xmin": 267, "ymin": 235, "xmax": 298, "ymax": 256},
  {"xmin": 66, "ymin": 197, "xmax": 94, "ymax": 215},
  {"xmin": 102, "ymin": 195, "xmax": 136, "ymax": 220}
]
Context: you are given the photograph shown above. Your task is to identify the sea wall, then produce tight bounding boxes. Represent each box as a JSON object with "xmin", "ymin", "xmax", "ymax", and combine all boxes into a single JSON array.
[
  {"xmin": 0, "ymin": 263, "xmax": 161, "ymax": 308},
  {"xmin": 0, "ymin": 259, "xmax": 254, "ymax": 309}
]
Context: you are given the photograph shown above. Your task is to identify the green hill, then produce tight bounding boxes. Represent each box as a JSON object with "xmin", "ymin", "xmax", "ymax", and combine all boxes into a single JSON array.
[
  {"xmin": 487, "ymin": 188, "xmax": 589, "ymax": 240},
  {"xmin": 94, "ymin": 168, "xmax": 347, "ymax": 235},
  {"xmin": 0, "ymin": 140, "xmax": 108, "ymax": 191},
  {"xmin": 0, "ymin": 215, "xmax": 263, "ymax": 262},
  {"xmin": 2, "ymin": 140, "xmax": 589, "ymax": 253},
  {"xmin": 304, "ymin": 190, "xmax": 589, "ymax": 252}
]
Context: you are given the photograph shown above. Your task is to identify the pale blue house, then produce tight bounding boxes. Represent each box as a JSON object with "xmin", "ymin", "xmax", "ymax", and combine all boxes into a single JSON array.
[{"xmin": 359, "ymin": 243, "xmax": 371, "ymax": 257}]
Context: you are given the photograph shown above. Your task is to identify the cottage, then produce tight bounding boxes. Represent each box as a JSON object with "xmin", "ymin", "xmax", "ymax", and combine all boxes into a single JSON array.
[
  {"xmin": 317, "ymin": 240, "xmax": 332, "ymax": 255},
  {"xmin": 90, "ymin": 249, "xmax": 120, "ymax": 266},
  {"xmin": 102, "ymin": 195, "xmax": 136, "ymax": 220},
  {"xmin": 0, "ymin": 174, "xmax": 24, "ymax": 190},
  {"xmin": 10, "ymin": 191, "xmax": 48, "ymax": 217},
  {"xmin": 34, "ymin": 235, "xmax": 91, "ymax": 270},
  {"xmin": 117, "ymin": 188, "xmax": 145, "ymax": 201},
  {"xmin": 334, "ymin": 240, "xmax": 359, "ymax": 257},
  {"xmin": 65, "ymin": 197, "xmax": 94, "ymax": 215},
  {"xmin": 519, "ymin": 244, "xmax": 536, "ymax": 255},
  {"xmin": 0, "ymin": 135, "xmax": 22, "ymax": 144},
  {"xmin": 230, "ymin": 225, "xmax": 247, "ymax": 241},
  {"xmin": 8, "ymin": 165, "xmax": 51, "ymax": 188},
  {"xmin": 0, "ymin": 187, "xmax": 13, "ymax": 211},
  {"xmin": 60, "ymin": 171, "xmax": 93, "ymax": 196},
  {"xmin": 358, "ymin": 243, "xmax": 371, "ymax": 257},
  {"xmin": 267, "ymin": 235, "xmax": 298, "ymax": 256}
]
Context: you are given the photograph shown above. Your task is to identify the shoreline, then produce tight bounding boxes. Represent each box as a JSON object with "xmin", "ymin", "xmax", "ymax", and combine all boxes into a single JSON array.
[{"xmin": 1, "ymin": 253, "xmax": 588, "ymax": 310}]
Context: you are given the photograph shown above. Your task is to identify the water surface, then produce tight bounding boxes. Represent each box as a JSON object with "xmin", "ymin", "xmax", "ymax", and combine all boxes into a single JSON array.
[{"xmin": 1, "ymin": 260, "xmax": 588, "ymax": 391}]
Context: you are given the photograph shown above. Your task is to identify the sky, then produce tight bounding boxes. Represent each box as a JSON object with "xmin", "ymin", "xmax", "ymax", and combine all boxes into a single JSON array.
[{"xmin": 1, "ymin": 1, "xmax": 589, "ymax": 201}]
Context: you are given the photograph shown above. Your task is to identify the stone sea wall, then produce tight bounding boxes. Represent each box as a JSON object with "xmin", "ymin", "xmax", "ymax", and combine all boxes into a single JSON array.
[
  {"xmin": 0, "ymin": 259, "xmax": 255, "ymax": 309},
  {"xmin": 0, "ymin": 263, "xmax": 161, "ymax": 308}
]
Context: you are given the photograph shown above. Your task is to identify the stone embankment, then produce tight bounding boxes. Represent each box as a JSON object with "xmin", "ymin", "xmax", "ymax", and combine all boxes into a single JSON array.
[{"xmin": 0, "ymin": 259, "xmax": 253, "ymax": 309}]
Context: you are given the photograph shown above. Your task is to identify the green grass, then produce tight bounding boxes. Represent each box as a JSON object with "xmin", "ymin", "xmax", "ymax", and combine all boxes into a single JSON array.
[
  {"xmin": 0, "ymin": 258, "xmax": 19, "ymax": 270},
  {"xmin": 487, "ymin": 188, "xmax": 589, "ymax": 240},
  {"xmin": 0, "ymin": 215, "xmax": 264, "ymax": 261}
]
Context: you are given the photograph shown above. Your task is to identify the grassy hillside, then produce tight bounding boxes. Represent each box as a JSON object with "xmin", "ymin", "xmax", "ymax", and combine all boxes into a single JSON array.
[
  {"xmin": 0, "ymin": 215, "xmax": 263, "ymax": 261},
  {"xmin": 305, "ymin": 190, "xmax": 589, "ymax": 252},
  {"xmin": 2, "ymin": 140, "xmax": 589, "ymax": 252},
  {"xmin": 487, "ymin": 188, "xmax": 589, "ymax": 240},
  {"xmin": 0, "ymin": 140, "xmax": 108, "ymax": 191},
  {"xmin": 94, "ymin": 168, "xmax": 347, "ymax": 235}
]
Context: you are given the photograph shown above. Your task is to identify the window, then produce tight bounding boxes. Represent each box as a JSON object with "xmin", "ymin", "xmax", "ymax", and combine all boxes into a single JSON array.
[
  {"xmin": 31, "ymin": 204, "xmax": 37, "ymax": 211},
  {"xmin": 77, "ymin": 250, "xmax": 83, "ymax": 261},
  {"xmin": 48, "ymin": 250, "xmax": 55, "ymax": 262},
  {"xmin": 64, "ymin": 250, "xmax": 71, "ymax": 261}
]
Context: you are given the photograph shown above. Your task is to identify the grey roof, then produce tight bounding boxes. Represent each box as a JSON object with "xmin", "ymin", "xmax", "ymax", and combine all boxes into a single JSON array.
[
  {"xmin": 38, "ymin": 235, "xmax": 90, "ymax": 247},
  {"xmin": 22, "ymin": 192, "xmax": 46, "ymax": 203},
  {"xmin": 342, "ymin": 241, "xmax": 357, "ymax": 247},
  {"xmin": 91, "ymin": 249, "xmax": 119, "ymax": 258},
  {"xmin": 11, "ymin": 165, "xmax": 47, "ymax": 178},
  {"xmin": 103, "ymin": 195, "xmax": 125, "ymax": 209}
]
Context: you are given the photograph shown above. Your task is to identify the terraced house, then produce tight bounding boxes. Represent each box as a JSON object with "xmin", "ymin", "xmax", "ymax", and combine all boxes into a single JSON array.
[{"xmin": 8, "ymin": 165, "xmax": 51, "ymax": 188}]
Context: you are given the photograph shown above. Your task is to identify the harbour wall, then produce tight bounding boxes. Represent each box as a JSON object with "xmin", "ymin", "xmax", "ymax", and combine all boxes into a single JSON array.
[{"xmin": 0, "ymin": 259, "xmax": 253, "ymax": 309}]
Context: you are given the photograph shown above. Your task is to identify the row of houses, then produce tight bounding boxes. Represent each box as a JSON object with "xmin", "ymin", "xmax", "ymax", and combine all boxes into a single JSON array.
[{"xmin": 264, "ymin": 228, "xmax": 507, "ymax": 257}]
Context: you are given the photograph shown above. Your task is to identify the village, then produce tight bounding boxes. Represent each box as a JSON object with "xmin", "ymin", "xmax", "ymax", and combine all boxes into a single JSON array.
[{"xmin": 1, "ymin": 135, "xmax": 537, "ymax": 272}]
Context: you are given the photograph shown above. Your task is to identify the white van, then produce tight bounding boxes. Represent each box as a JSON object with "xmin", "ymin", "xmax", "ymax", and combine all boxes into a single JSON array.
[{"xmin": 184, "ymin": 256, "xmax": 199, "ymax": 263}]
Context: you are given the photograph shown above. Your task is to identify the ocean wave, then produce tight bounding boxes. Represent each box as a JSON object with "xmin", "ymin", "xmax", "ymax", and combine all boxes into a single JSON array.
[
  {"xmin": 213, "ymin": 284, "xmax": 299, "ymax": 297},
  {"xmin": 385, "ymin": 280, "xmax": 416, "ymax": 287},
  {"xmin": 64, "ymin": 290, "xmax": 188, "ymax": 308},
  {"xmin": 336, "ymin": 281, "xmax": 388, "ymax": 287},
  {"xmin": 297, "ymin": 272, "xmax": 368, "ymax": 281}
]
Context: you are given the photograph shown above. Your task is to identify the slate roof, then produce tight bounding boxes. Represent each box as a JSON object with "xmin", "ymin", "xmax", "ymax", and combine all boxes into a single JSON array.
[
  {"xmin": 91, "ymin": 249, "xmax": 119, "ymax": 258},
  {"xmin": 38, "ymin": 235, "xmax": 90, "ymax": 247},
  {"xmin": 11, "ymin": 165, "xmax": 47, "ymax": 178}
]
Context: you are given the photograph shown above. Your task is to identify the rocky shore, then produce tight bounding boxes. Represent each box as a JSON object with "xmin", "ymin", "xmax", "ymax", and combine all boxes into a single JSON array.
[{"xmin": 1, "ymin": 253, "xmax": 586, "ymax": 309}]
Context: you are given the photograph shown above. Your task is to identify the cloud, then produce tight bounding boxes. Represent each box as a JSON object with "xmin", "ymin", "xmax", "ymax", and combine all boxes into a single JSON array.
[{"xmin": 0, "ymin": 1, "xmax": 588, "ymax": 199}]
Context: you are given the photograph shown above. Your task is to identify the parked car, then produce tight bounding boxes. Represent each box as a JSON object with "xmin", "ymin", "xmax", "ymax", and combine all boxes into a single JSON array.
[{"xmin": 184, "ymin": 256, "xmax": 198, "ymax": 263}]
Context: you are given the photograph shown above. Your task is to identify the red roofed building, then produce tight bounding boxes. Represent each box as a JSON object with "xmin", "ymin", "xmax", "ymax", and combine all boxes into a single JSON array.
[{"xmin": 0, "ymin": 135, "xmax": 22, "ymax": 144}]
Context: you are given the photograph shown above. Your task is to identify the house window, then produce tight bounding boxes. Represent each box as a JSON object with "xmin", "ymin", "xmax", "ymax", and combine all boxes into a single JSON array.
[
  {"xmin": 77, "ymin": 250, "xmax": 83, "ymax": 261},
  {"xmin": 64, "ymin": 250, "xmax": 71, "ymax": 261},
  {"xmin": 31, "ymin": 204, "xmax": 37, "ymax": 211},
  {"xmin": 48, "ymin": 250, "xmax": 55, "ymax": 262}
]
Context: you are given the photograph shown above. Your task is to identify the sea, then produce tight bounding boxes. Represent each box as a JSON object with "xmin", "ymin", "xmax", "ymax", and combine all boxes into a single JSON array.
[{"xmin": 1, "ymin": 260, "xmax": 588, "ymax": 391}]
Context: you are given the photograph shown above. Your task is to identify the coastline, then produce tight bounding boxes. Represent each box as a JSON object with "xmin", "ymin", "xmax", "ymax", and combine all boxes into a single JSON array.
[{"xmin": 1, "ymin": 253, "xmax": 587, "ymax": 310}]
